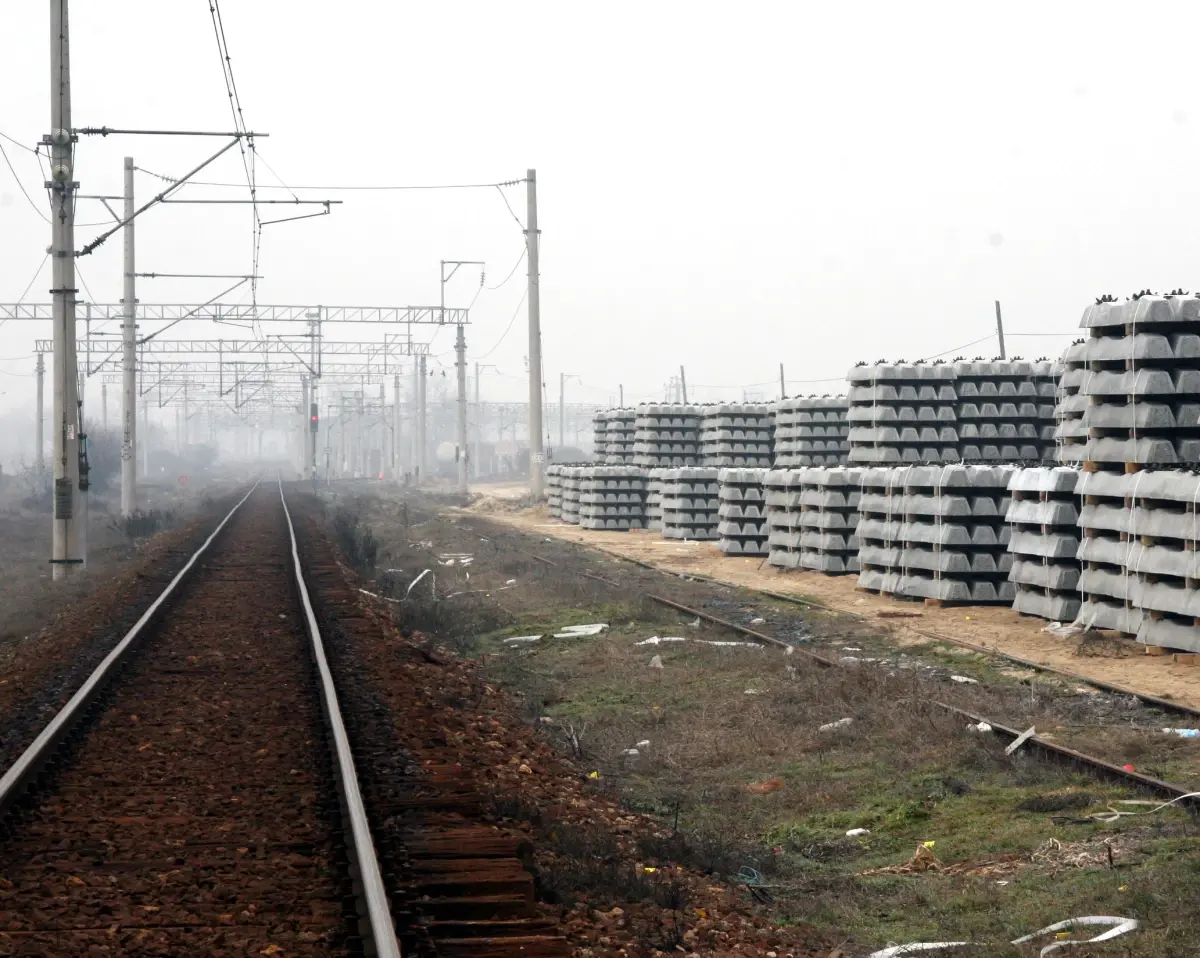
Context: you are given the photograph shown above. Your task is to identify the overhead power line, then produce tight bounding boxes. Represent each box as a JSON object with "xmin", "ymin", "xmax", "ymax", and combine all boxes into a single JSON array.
[
  {"xmin": 475, "ymin": 290, "xmax": 528, "ymax": 361},
  {"xmin": 0, "ymin": 140, "xmax": 50, "ymax": 223},
  {"xmin": 134, "ymin": 166, "xmax": 523, "ymax": 192}
]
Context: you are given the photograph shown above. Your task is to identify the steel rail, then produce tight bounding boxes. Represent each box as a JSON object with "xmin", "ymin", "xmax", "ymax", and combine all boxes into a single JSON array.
[
  {"xmin": 0, "ymin": 480, "xmax": 261, "ymax": 817},
  {"xmin": 508, "ymin": 535, "xmax": 1200, "ymax": 803},
  {"xmin": 278, "ymin": 481, "xmax": 401, "ymax": 958}
]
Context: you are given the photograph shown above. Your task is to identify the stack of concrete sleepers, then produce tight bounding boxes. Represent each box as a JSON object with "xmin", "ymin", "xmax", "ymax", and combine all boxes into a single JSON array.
[
  {"xmin": 547, "ymin": 463, "xmax": 564, "ymax": 519},
  {"xmin": 848, "ymin": 362, "xmax": 958, "ymax": 465},
  {"xmin": 764, "ymin": 468, "xmax": 804, "ymax": 569},
  {"xmin": 559, "ymin": 466, "xmax": 584, "ymax": 526},
  {"xmin": 1031, "ymin": 359, "xmax": 1063, "ymax": 462},
  {"xmin": 701, "ymin": 403, "xmax": 773, "ymax": 467},
  {"xmin": 795, "ymin": 466, "xmax": 864, "ymax": 573},
  {"xmin": 1054, "ymin": 340, "xmax": 1089, "ymax": 465},
  {"xmin": 1127, "ymin": 471, "xmax": 1200, "ymax": 651},
  {"xmin": 717, "ymin": 467, "xmax": 768, "ymax": 555},
  {"xmin": 578, "ymin": 465, "xmax": 647, "ymax": 530},
  {"xmin": 645, "ymin": 467, "xmax": 666, "ymax": 531},
  {"xmin": 660, "ymin": 467, "xmax": 719, "ymax": 539},
  {"xmin": 773, "ymin": 397, "xmax": 849, "ymax": 467},
  {"xmin": 633, "ymin": 403, "xmax": 702, "ymax": 467},
  {"xmin": 1006, "ymin": 466, "xmax": 1081, "ymax": 621},
  {"xmin": 1078, "ymin": 293, "xmax": 1200, "ymax": 471},
  {"xmin": 895, "ymin": 464, "xmax": 1016, "ymax": 604},
  {"xmin": 604, "ymin": 408, "xmax": 637, "ymax": 464},
  {"xmin": 591, "ymin": 412, "xmax": 609, "ymax": 462},
  {"xmin": 954, "ymin": 360, "xmax": 1043, "ymax": 463},
  {"xmin": 855, "ymin": 467, "xmax": 906, "ymax": 593},
  {"xmin": 1075, "ymin": 470, "xmax": 1139, "ymax": 634}
]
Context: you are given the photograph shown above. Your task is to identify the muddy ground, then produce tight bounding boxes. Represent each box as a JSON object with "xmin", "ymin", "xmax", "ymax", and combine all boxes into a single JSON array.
[{"xmin": 325, "ymin": 483, "xmax": 1200, "ymax": 957}]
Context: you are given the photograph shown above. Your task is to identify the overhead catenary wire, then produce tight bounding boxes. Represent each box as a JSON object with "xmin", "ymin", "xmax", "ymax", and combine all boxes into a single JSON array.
[
  {"xmin": 475, "ymin": 290, "xmax": 529, "ymax": 361},
  {"xmin": 0, "ymin": 140, "xmax": 50, "ymax": 224},
  {"xmin": 134, "ymin": 167, "xmax": 522, "ymax": 192}
]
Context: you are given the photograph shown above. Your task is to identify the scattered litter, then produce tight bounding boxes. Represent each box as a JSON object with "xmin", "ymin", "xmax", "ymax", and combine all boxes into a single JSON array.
[
  {"xmin": 635, "ymin": 636, "xmax": 688, "ymax": 646},
  {"xmin": 553, "ymin": 623, "xmax": 608, "ymax": 638},
  {"xmin": 503, "ymin": 635, "xmax": 543, "ymax": 645},
  {"xmin": 922, "ymin": 841, "xmax": 936, "ymax": 849},
  {"xmin": 1162, "ymin": 728, "xmax": 1200, "ymax": 738},
  {"xmin": 620, "ymin": 748, "xmax": 640, "ymax": 756},
  {"xmin": 784, "ymin": 645, "xmax": 795, "ymax": 656},
  {"xmin": 701, "ymin": 640, "xmax": 761, "ymax": 648},
  {"xmin": 876, "ymin": 610, "xmax": 923, "ymax": 619},
  {"xmin": 1005, "ymin": 726, "xmax": 1037, "ymax": 756},
  {"xmin": 839, "ymin": 656, "xmax": 862, "ymax": 664},
  {"xmin": 1080, "ymin": 790, "xmax": 1200, "ymax": 824},
  {"xmin": 636, "ymin": 739, "xmax": 651, "ymax": 747},
  {"xmin": 745, "ymin": 777, "xmax": 783, "ymax": 795},
  {"xmin": 846, "ymin": 828, "xmax": 871, "ymax": 838},
  {"xmin": 950, "ymin": 675, "xmax": 978, "ymax": 685},
  {"xmin": 358, "ymin": 588, "xmax": 402, "ymax": 605},
  {"xmin": 841, "ymin": 646, "xmax": 863, "ymax": 652},
  {"xmin": 1042, "ymin": 621, "xmax": 1083, "ymax": 636},
  {"xmin": 967, "ymin": 722, "xmax": 993, "ymax": 734},
  {"xmin": 1122, "ymin": 763, "xmax": 1136, "ymax": 772},
  {"xmin": 648, "ymin": 655, "xmax": 664, "ymax": 669},
  {"xmin": 688, "ymin": 617, "xmax": 701, "ymax": 628},
  {"xmin": 505, "ymin": 578, "xmax": 517, "ymax": 585},
  {"xmin": 819, "ymin": 717, "xmax": 853, "ymax": 732},
  {"xmin": 744, "ymin": 688, "xmax": 763, "ymax": 695},
  {"xmin": 749, "ymin": 617, "xmax": 765, "ymax": 625},
  {"xmin": 404, "ymin": 569, "xmax": 433, "ymax": 600},
  {"xmin": 869, "ymin": 914, "xmax": 1139, "ymax": 958},
  {"xmin": 587, "ymin": 771, "xmax": 600, "ymax": 779}
]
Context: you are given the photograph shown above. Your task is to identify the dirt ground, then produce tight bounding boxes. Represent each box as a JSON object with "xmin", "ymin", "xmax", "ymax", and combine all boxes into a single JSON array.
[
  {"xmin": 486, "ymin": 506, "xmax": 1200, "ymax": 712},
  {"xmin": 325, "ymin": 485, "xmax": 1192, "ymax": 956}
]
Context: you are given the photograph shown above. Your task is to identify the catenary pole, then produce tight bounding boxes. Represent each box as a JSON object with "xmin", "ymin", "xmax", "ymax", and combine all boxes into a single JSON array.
[
  {"xmin": 392, "ymin": 372, "xmax": 400, "ymax": 481},
  {"xmin": 994, "ymin": 300, "xmax": 1007, "ymax": 360},
  {"xmin": 35, "ymin": 354, "xmax": 45, "ymax": 482},
  {"xmin": 679, "ymin": 365, "xmax": 688, "ymax": 403},
  {"xmin": 526, "ymin": 169, "xmax": 545, "ymax": 497},
  {"xmin": 455, "ymin": 325, "xmax": 468, "ymax": 493},
  {"xmin": 49, "ymin": 0, "xmax": 83, "ymax": 578},
  {"xmin": 121, "ymin": 157, "xmax": 137, "ymax": 515},
  {"xmin": 418, "ymin": 354, "xmax": 428, "ymax": 481}
]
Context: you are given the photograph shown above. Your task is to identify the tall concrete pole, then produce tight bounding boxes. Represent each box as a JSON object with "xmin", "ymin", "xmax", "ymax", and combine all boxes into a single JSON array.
[
  {"xmin": 300, "ymin": 374, "xmax": 309, "ymax": 476},
  {"xmin": 392, "ymin": 372, "xmax": 401, "ymax": 481},
  {"xmin": 526, "ymin": 169, "xmax": 545, "ymax": 497},
  {"xmin": 994, "ymin": 300, "xmax": 1007, "ymax": 359},
  {"xmin": 378, "ymin": 380, "xmax": 386, "ymax": 478},
  {"xmin": 473, "ymin": 362, "xmax": 481, "ymax": 479},
  {"xmin": 101, "ymin": 382, "xmax": 107, "ymax": 432},
  {"xmin": 141, "ymin": 390, "xmax": 149, "ymax": 476},
  {"xmin": 410, "ymin": 360, "xmax": 419, "ymax": 483},
  {"xmin": 559, "ymin": 371, "xmax": 565, "ymax": 451},
  {"xmin": 418, "ymin": 354, "xmax": 428, "ymax": 481},
  {"xmin": 35, "ymin": 354, "xmax": 45, "ymax": 482},
  {"xmin": 49, "ymin": 0, "xmax": 82, "ymax": 578},
  {"xmin": 455, "ymin": 324, "xmax": 468, "ymax": 493}
]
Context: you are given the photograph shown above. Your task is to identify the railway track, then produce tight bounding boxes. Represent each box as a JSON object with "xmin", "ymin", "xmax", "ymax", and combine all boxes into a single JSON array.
[
  {"xmin": 505, "ymin": 536, "xmax": 1200, "ymax": 812},
  {"xmin": 0, "ymin": 482, "xmax": 396, "ymax": 957}
]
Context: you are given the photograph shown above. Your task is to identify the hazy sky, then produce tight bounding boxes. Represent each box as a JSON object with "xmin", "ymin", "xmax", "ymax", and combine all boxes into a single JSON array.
[{"xmin": 2, "ymin": 1, "xmax": 1198, "ymax": 416}]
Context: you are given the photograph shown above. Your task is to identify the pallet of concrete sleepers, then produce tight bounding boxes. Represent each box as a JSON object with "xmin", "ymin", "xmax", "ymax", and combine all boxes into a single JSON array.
[
  {"xmin": 700, "ymin": 403, "xmax": 773, "ymax": 467},
  {"xmin": 717, "ymin": 468, "xmax": 768, "ymax": 555},
  {"xmin": 1032, "ymin": 358, "xmax": 1064, "ymax": 463},
  {"xmin": 1054, "ymin": 339, "xmax": 1089, "ymax": 465},
  {"xmin": 603, "ymin": 407, "xmax": 637, "ymax": 464},
  {"xmin": 559, "ymin": 466, "xmax": 584, "ymax": 525},
  {"xmin": 645, "ymin": 467, "xmax": 667, "ymax": 531},
  {"xmin": 847, "ymin": 361, "xmax": 959, "ymax": 465},
  {"xmin": 895, "ymin": 464, "xmax": 1016, "ymax": 605},
  {"xmin": 591, "ymin": 412, "xmax": 609, "ymax": 463},
  {"xmin": 796, "ymin": 466, "xmax": 864, "ymax": 574},
  {"xmin": 773, "ymin": 396, "xmax": 849, "ymax": 466},
  {"xmin": 1077, "ymin": 292, "xmax": 1200, "ymax": 472},
  {"xmin": 578, "ymin": 465, "xmax": 648, "ymax": 531},
  {"xmin": 953, "ymin": 359, "xmax": 1045, "ymax": 463},
  {"xmin": 546, "ymin": 463, "xmax": 564, "ymax": 518},
  {"xmin": 1075, "ymin": 469, "xmax": 1200, "ymax": 651},
  {"xmin": 660, "ymin": 467, "xmax": 719, "ymax": 540},
  {"xmin": 633, "ymin": 403, "xmax": 702, "ymax": 466},
  {"xmin": 764, "ymin": 469, "xmax": 804, "ymax": 569},
  {"xmin": 1006, "ymin": 466, "xmax": 1081, "ymax": 621},
  {"xmin": 854, "ymin": 466, "xmax": 906, "ymax": 593}
]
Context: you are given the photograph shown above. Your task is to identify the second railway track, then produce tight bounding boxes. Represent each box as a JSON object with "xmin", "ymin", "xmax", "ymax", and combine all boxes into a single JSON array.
[{"xmin": 0, "ymin": 482, "xmax": 397, "ymax": 957}]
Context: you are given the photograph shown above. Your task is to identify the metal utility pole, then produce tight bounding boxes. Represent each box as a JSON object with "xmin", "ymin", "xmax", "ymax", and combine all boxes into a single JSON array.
[
  {"xmin": 994, "ymin": 300, "xmax": 1007, "ymax": 359},
  {"xmin": 473, "ymin": 362, "xmax": 481, "ymax": 479},
  {"xmin": 619, "ymin": 384, "xmax": 623, "ymax": 407},
  {"xmin": 455, "ymin": 324, "xmax": 468, "ymax": 493},
  {"xmin": 679, "ymin": 365, "xmax": 688, "ymax": 403},
  {"xmin": 35, "ymin": 354, "xmax": 46, "ymax": 482},
  {"xmin": 526, "ymin": 169, "xmax": 545, "ymax": 497},
  {"xmin": 779, "ymin": 363, "xmax": 785, "ymax": 399},
  {"xmin": 418, "ymin": 354, "xmax": 428, "ymax": 481},
  {"xmin": 378, "ymin": 380, "xmax": 386, "ymax": 478},
  {"xmin": 101, "ymin": 382, "xmax": 107, "ymax": 431},
  {"xmin": 49, "ymin": 0, "xmax": 83, "ymax": 578}
]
